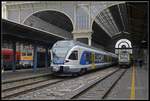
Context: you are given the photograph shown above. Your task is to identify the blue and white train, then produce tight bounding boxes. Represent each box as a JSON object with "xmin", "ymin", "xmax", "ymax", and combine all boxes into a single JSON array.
[{"xmin": 51, "ymin": 40, "xmax": 118, "ymax": 76}]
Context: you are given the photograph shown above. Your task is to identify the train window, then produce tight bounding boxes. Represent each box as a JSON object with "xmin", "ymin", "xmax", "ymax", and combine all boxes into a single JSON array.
[
  {"xmin": 3, "ymin": 55, "xmax": 11, "ymax": 60},
  {"xmin": 107, "ymin": 56, "xmax": 109, "ymax": 62},
  {"xmin": 104, "ymin": 55, "xmax": 107, "ymax": 62},
  {"xmin": 69, "ymin": 51, "xmax": 78, "ymax": 60},
  {"xmin": 22, "ymin": 52, "xmax": 26, "ymax": 56},
  {"xmin": 95, "ymin": 53, "xmax": 104, "ymax": 63},
  {"xmin": 27, "ymin": 52, "xmax": 32, "ymax": 56}
]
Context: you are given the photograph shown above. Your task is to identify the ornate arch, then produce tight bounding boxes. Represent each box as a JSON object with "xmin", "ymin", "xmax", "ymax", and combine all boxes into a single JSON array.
[
  {"xmin": 22, "ymin": 9, "xmax": 74, "ymax": 31},
  {"xmin": 115, "ymin": 39, "xmax": 132, "ymax": 48}
]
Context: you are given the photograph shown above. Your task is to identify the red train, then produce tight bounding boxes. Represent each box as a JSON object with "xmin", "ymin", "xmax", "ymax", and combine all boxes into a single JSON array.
[
  {"xmin": 1, "ymin": 49, "xmax": 20, "ymax": 60},
  {"xmin": 1, "ymin": 48, "xmax": 21, "ymax": 70},
  {"xmin": 1, "ymin": 48, "xmax": 51, "ymax": 70}
]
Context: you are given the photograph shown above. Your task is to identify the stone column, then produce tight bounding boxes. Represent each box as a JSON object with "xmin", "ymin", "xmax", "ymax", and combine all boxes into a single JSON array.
[
  {"xmin": 2, "ymin": 3, "xmax": 7, "ymax": 19},
  {"xmin": 88, "ymin": 37, "xmax": 91, "ymax": 46},
  {"xmin": 72, "ymin": 30, "xmax": 92, "ymax": 46}
]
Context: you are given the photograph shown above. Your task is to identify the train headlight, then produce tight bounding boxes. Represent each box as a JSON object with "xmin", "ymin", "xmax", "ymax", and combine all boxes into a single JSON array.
[{"xmin": 53, "ymin": 66, "xmax": 60, "ymax": 72}]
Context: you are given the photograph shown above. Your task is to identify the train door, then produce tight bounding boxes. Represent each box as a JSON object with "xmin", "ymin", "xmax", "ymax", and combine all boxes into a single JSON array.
[{"xmin": 91, "ymin": 52, "xmax": 96, "ymax": 69}]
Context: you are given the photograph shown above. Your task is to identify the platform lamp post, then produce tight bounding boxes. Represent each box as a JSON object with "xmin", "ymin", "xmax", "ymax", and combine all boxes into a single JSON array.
[
  {"xmin": 12, "ymin": 41, "xmax": 16, "ymax": 72},
  {"xmin": 45, "ymin": 46, "xmax": 49, "ymax": 68},
  {"xmin": 33, "ymin": 43, "xmax": 38, "ymax": 72},
  {"xmin": 48, "ymin": 43, "xmax": 53, "ymax": 69}
]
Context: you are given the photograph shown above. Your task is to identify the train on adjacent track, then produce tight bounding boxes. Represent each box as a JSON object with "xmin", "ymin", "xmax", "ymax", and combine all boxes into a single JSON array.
[
  {"xmin": 118, "ymin": 50, "xmax": 131, "ymax": 68},
  {"xmin": 1, "ymin": 48, "xmax": 50, "ymax": 70},
  {"xmin": 51, "ymin": 40, "xmax": 118, "ymax": 76}
]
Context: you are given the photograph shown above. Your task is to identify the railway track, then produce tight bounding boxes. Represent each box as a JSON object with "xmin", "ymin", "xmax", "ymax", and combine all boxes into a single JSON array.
[
  {"xmin": 2, "ymin": 74, "xmax": 70, "ymax": 99},
  {"xmin": 3, "ymin": 66, "xmax": 124, "ymax": 100},
  {"xmin": 2, "ymin": 73, "xmax": 52, "ymax": 91},
  {"xmin": 70, "ymin": 68, "xmax": 127, "ymax": 100},
  {"xmin": 5, "ymin": 66, "xmax": 119, "ymax": 100}
]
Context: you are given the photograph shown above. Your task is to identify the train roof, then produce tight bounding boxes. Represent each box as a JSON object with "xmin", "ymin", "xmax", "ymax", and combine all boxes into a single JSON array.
[{"xmin": 55, "ymin": 40, "xmax": 117, "ymax": 57}]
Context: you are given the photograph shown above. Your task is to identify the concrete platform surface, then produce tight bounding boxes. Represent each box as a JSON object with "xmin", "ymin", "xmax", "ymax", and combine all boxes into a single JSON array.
[
  {"xmin": 106, "ymin": 64, "xmax": 149, "ymax": 100},
  {"xmin": 1, "ymin": 67, "xmax": 52, "ymax": 82}
]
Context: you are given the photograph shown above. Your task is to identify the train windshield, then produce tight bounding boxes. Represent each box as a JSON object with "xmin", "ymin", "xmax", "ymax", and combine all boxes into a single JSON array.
[
  {"xmin": 52, "ymin": 41, "xmax": 74, "ymax": 64},
  {"xmin": 119, "ymin": 51, "xmax": 129, "ymax": 62}
]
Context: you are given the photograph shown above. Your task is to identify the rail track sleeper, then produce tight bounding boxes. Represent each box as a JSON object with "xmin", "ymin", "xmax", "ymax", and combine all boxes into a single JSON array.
[
  {"xmin": 102, "ymin": 69, "xmax": 127, "ymax": 99},
  {"xmin": 70, "ymin": 69, "xmax": 127, "ymax": 100},
  {"xmin": 2, "ymin": 73, "xmax": 51, "ymax": 84},
  {"xmin": 70, "ymin": 68, "xmax": 120, "ymax": 99},
  {"xmin": 2, "ymin": 74, "xmax": 53, "ymax": 91},
  {"xmin": 2, "ymin": 79, "xmax": 64, "ymax": 99}
]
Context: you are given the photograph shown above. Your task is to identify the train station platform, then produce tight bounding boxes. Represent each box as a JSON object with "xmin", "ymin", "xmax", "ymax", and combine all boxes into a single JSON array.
[
  {"xmin": 106, "ymin": 63, "xmax": 149, "ymax": 100},
  {"xmin": 134, "ymin": 64, "xmax": 149, "ymax": 100},
  {"xmin": 1, "ymin": 67, "xmax": 52, "ymax": 83}
]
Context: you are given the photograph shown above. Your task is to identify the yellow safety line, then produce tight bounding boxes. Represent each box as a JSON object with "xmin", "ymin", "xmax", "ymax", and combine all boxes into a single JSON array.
[{"xmin": 130, "ymin": 64, "xmax": 135, "ymax": 100}]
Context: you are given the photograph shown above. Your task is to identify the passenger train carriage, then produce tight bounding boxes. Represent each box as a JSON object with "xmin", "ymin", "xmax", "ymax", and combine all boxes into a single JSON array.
[
  {"xmin": 51, "ymin": 40, "xmax": 118, "ymax": 76},
  {"xmin": 118, "ymin": 50, "xmax": 131, "ymax": 68},
  {"xmin": 1, "ymin": 48, "xmax": 50, "ymax": 70}
]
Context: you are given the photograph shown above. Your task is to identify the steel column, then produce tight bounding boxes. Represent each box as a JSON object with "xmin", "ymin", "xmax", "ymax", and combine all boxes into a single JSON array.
[
  {"xmin": 12, "ymin": 42, "xmax": 16, "ymax": 72},
  {"xmin": 33, "ymin": 44, "xmax": 37, "ymax": 72},
  {"xmin": 45, "ymin": 48, "xmax": 48, "ymax": 68}
]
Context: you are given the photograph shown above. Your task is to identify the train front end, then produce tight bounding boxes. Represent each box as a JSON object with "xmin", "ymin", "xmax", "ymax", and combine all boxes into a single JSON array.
[{"xmin": 51, "ymin": 40, "xmax": 78, "ymax": 75}]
